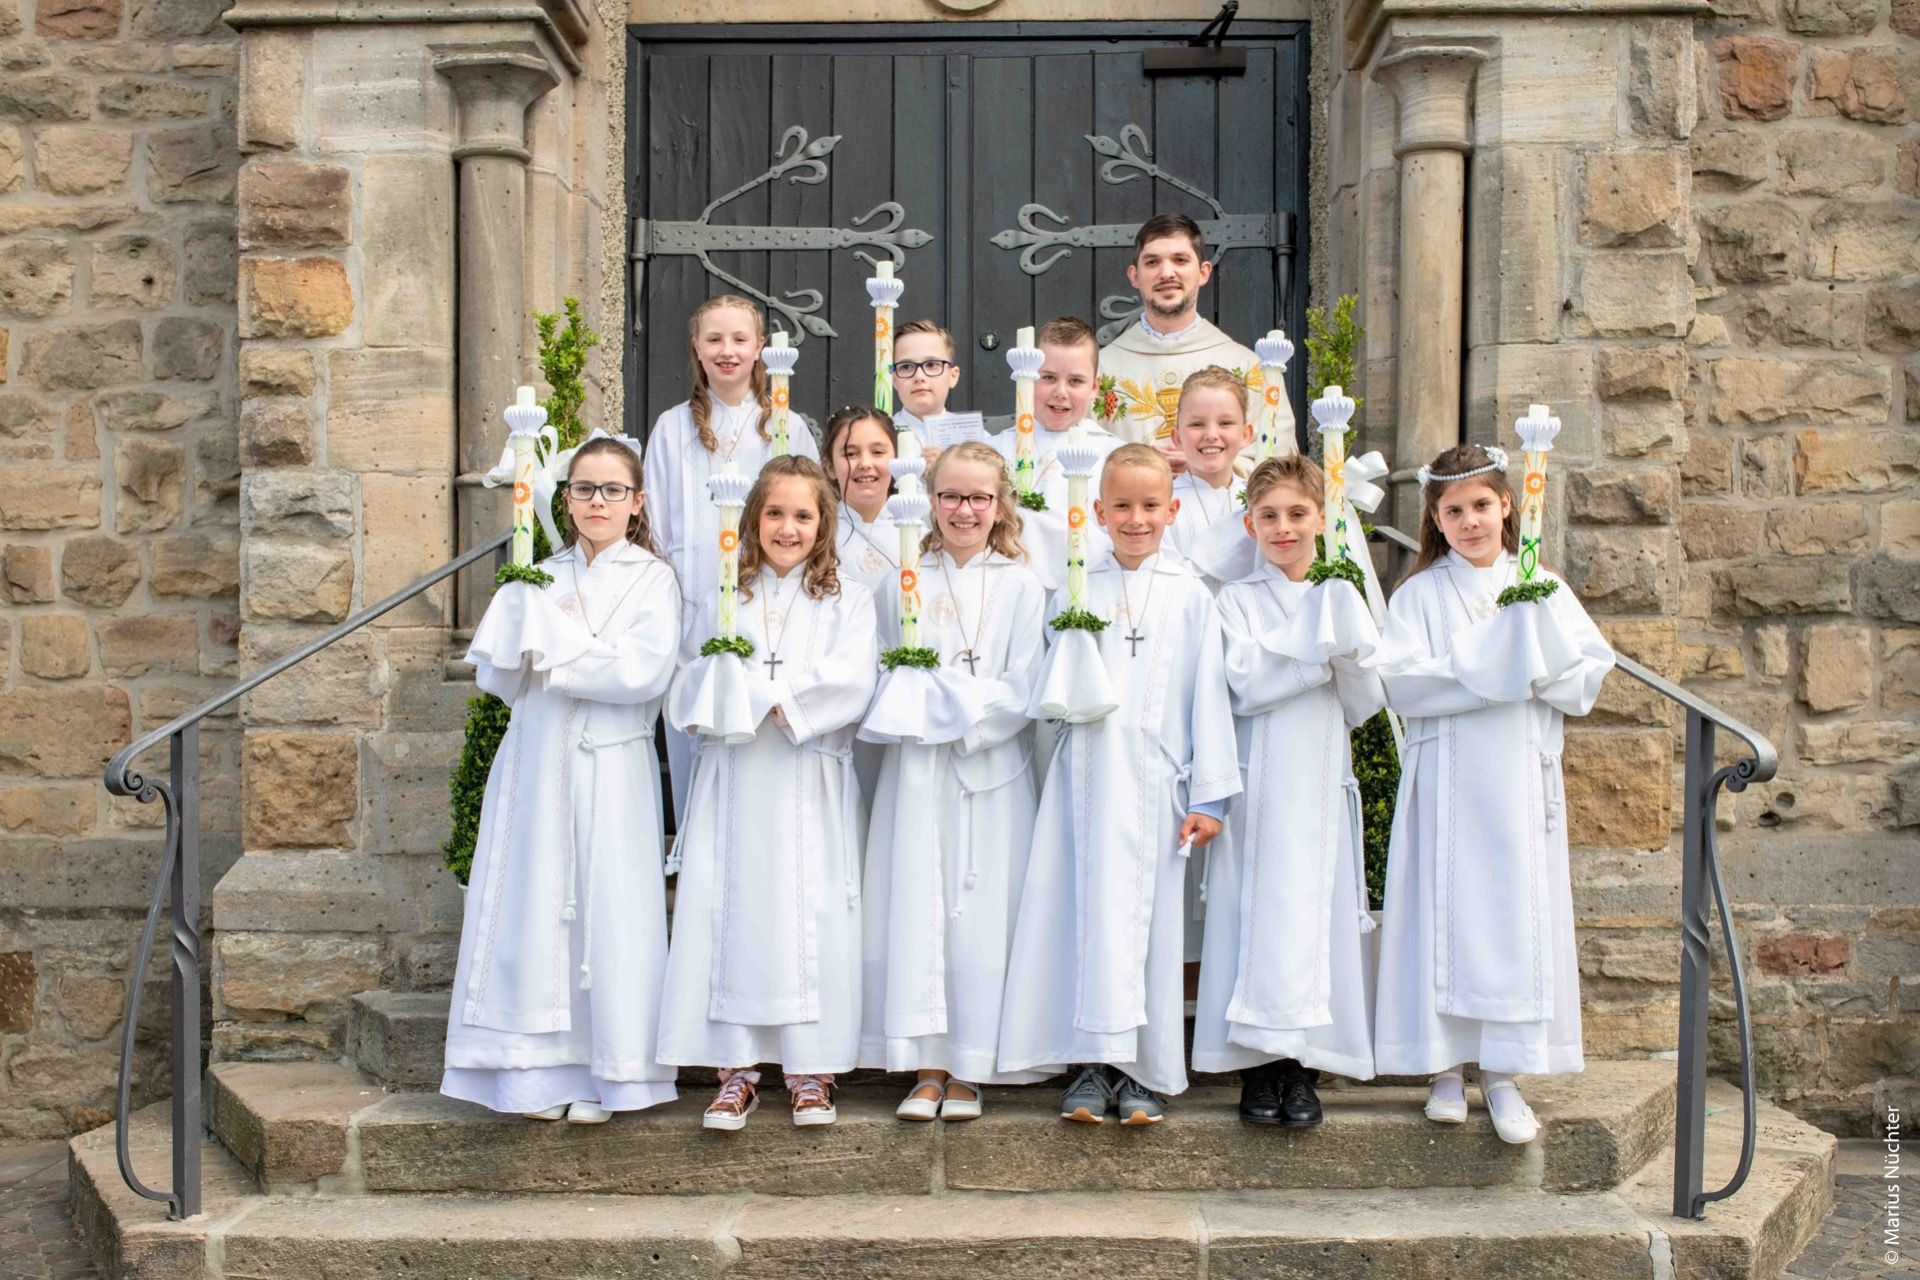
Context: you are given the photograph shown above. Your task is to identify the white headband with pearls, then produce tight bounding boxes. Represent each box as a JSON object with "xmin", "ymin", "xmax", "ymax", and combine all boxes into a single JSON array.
[{"xmin": 1416, "ymin": 445, "xmax": 1509, "ymax": 488}]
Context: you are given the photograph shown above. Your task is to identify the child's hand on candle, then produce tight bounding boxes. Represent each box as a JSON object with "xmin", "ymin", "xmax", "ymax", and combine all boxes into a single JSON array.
[{"xmin": 922, "ymin": 444, "xmax": 941, "ymax": 468}]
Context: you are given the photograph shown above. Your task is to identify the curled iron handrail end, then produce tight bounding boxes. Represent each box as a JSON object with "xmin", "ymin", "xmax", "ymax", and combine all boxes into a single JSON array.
[
  {"xmin": 113, "ymin": 780, "xmax": 182, "ymax": 1218},
  {"xmin": 1691, "ymin": 763, "xmax": 1759, "ymax": 1216}
]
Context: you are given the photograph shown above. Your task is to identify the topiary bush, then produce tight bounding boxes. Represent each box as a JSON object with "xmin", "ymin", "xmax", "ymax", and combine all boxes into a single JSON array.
[{"xmin": 443, "ymin": 298, "xmax": 599, "ymax": 886}]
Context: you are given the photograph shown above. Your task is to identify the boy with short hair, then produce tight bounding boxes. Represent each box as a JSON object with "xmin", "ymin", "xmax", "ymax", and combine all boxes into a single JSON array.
[
  {"xmin": 989, "ymin": 316, "xmax": 1124, "ymax": 590},
  {"xmin": 997, "ymin": 444, "xmax": 1241, "ymax": 1124},
  {"xmin": 891, "ymin": 319, "xmax": 964, "ymax": 468},
  {"xmin": 1165, "ymin": 365, "xmax": 1255, "ymax": 583}
]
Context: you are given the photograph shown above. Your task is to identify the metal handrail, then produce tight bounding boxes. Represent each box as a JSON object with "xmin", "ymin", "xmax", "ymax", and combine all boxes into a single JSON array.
[
  {"xmin": 104, "ymin": 519, "xmax": 1774, "ymax": 1222},
  {"xmin": 103, "ymin": 530, "xmax": 510, "ymax": 1219},
  {"xmin": 1366, "ymin": 523, "xmax": 1774, "ymax": 1218}
]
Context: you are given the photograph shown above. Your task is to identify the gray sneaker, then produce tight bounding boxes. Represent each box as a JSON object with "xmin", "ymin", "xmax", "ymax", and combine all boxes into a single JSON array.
[
  {"xmin": 1113, "ymin": 1071, "xmax": 1167, "ymax": 1125},
  {"xmin": 1060, "ymin": 1065, "xmax": 1116, "ymax": 1123}
]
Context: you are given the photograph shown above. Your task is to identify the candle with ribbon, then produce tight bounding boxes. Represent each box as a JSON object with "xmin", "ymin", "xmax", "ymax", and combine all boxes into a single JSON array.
[
  {"xmin": 867, "ymin": 260, "xmax": 903, "ymax": 417},
  {"xmin": 762, "ymin": 331, "xmax": 798, "ymax": 457},
  {"xmin": 881, "ymin": 432, "xmax": 935, "ymax": 666},
  {"xmin": 1500, "ymin": 403, "xmax": 1563, "ymax": 607},
  {"xmin": 1006, "ymin": 326, "xmax": 1042, "ymax": 503},
  {"xmin": 1312, "ymin": 385, "xmax": 1357, "ymax": 561},
  {"xmin": 707, "ymin": 463, "xmax": 752, "ymax": 640},
  {"xmin": 1058, "ymin": 425, "xmax": 1102, "ymax": 612},
  {"xmin": 1252, "ymin": 330, "xmax": 1295, "ymax": 463},
  {"xmin": 505, "ymin": 386, "xmax": 545, "ymax": 567}
]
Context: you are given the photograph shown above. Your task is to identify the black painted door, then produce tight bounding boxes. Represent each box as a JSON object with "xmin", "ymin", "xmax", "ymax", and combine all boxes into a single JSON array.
[{"xmin": 626, "ymin": 23, "xmax": 1308, "ymax": 442}]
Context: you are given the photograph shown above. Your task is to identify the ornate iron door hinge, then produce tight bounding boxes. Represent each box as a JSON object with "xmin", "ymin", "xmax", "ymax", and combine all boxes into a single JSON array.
[
  {"xmin": 990, "ymin": 124, "xmax": 1294, "ymax": 343},
  {"xmin": 630, "ymin": 125, "xmax": 934, "ymax": 342}
]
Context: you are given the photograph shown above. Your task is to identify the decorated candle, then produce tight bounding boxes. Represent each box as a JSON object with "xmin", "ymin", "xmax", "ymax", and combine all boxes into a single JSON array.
[
  {"xmin": 1515, "ymin": 403, "xmax": 1561, "ymax": 584},
  {"xmin": 504, "ymin": 385, "xmax": 546, "ymax": 568},
  {"xmin": 1007, "ymin": 326, "xmax": 1041, "ymax": 498},
  {"xmin": 886, "ymin": 432, "xmax": 931, "ymax": 647},
  {"xmin": 1057, "ymin": 425, "xmax": 1102, "ymax": 611},
  {"xmin": 1311, "ymin": 385, "xmax": 1357, "ymax": 561},
  {"xmin": 867, "ymin": 260, "xmax": 904, "ymax": 418},
  {"xmin": 1252, "ymin": 330, "xmax": 1295, "ymax": 463},
  {"xmin": 763, "ymin": 331, "xmax": 798, "ymax": 457},
  {"xmin": 706, "ymin": 463, "xmax": 753, "ymax": 639}
]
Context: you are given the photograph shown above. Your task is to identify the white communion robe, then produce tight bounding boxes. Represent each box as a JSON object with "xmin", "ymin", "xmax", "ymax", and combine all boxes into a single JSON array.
[
  {"xmin": 1192, "ymin": 567, "xmax": 1386, "ymax": 1080},
  {"xmin": 658, "ymin": 567, "xmax": 879, "ymax": 1074},
  {"xmin": 1165, "ymin": 470, "xmax": 1239, "ymax": 960},
  {"xmin": 836, "ymin": 501, "xmax": 899, "ymax": 816},
  {"xmin": 988, "ymin": 419, "xmax": 1121, "ymax": 593},
  {"xmin": 642, "ymin": 398, "xmax": 822, "ymax": 820},
  {"xmin": 996, "ymin": 551, "xmax": 1242, "ymax": 1096},
  {"xmin": 1372, "ymin": 550, "xmax": 1615, "ymax": 1077},
  {"xmin": 857, "ymin": 550, "xmax": 1048, "ymax": 1083},
  {"xmin": 442, "ymin": 541, "xmax": 683, "ymax": 1114}
]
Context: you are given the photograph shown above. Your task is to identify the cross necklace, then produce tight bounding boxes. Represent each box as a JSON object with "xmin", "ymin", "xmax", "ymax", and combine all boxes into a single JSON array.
[
  {"xmin": 939, "ymin": 552, "xmax": 993, "ymax": 676},
  {"xmin": 1117, "ymin": 561, "xmax": 1156, "ymax": 658},
  {"xmin": 570, "ymin": 554, "xmax": 648, "ymax": 638},
  {"xmin": 758, "ymin": 570, "xmax": 798, "ymax": 679},
  {"xmin": 842, "ymin": 504, "xmax": 899, "ymax": 571},
  {"xmin": 1181, "ymin": 475, "xmax": 1231, "ymax": 527}
]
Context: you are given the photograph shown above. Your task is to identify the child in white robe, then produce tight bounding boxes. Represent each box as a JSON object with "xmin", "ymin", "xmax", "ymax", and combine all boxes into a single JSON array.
[
  {"xmin": 1163, "ymin": 365, "xmax": 1253, "ymax": 582},
  {"xmin": 443, "ymin": 435, "xmax": 682, "ymax": 1124},
  {"xmin": 825, "ymin": 404, "xmax": 900, "ymax": 612},
  {"xmin": 891, "ymin": 318, "xmax": 964, "ymax": 468},
  {"xmin": 1373, "ymin": 443, "xmax": 1615, "ymax": 1144},
  {"xmin": 643, "ymin": 295, "xmax": 822, "ymax": 819},
  {"xmin": 858, "ymin": 443, "xmax": 1048, "ymax": 1120},
  {"xmin": 997, "ymin": 444, "xmax": 1240, "ymax": 1124},
  {"xmin": 660, "ymin": 456, "xmax": 879, "ymax": 1129},
  {"xmin": 988, "ymin": 317, "xmax": 1122, "ymax": 592},
  {"xmin": 1192, "ymin": 455, "xmax": 1385, "ymax": 1127}
]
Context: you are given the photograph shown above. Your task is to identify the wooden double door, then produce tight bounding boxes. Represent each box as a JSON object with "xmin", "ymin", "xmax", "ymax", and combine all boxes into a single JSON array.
[{"xmin": 625, "ymin": 22, "xmax": 1309, "ymax": 439}]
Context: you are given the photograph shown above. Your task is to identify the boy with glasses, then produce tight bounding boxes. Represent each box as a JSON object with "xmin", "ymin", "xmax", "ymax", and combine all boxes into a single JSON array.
[{"xmin": 891, "ymin": 320, "xmax": 965, "ymax": 465}]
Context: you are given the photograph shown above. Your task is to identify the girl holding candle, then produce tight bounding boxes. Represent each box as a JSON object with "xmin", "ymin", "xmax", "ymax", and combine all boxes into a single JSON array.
[
  {"xmin": 443, "ymin": 436, "xmax": 682, "ymax": 1124},
  {"xmin": 644, "ymin": 296, "xmax": 822, "ymax": 818},
  {"xmin": 660, "ymin": 456, "xmax": 880, "ymax": 1130},
  {"xmin": 857, "ymin": 443, "xmax": 1047, "ymax": 1120},
  {"xmin": 1191, "ymin": 455, "xmax": 1384, "ymax": 1128},
  {"xmin": 1372, "ymin": 443, "xmax": 1614, "ymax": 1144}
]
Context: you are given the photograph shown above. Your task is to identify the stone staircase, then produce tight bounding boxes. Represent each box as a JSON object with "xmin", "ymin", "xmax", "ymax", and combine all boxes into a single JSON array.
[{"xmin": 69, "ymin": 989, "xmax": 1837, "ymax": 1279}]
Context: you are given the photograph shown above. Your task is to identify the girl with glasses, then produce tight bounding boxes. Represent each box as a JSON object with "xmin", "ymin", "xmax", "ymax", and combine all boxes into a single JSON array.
[
  {"xmin": 857, "ymin": 443, "xmax": 1047, "ymax": 1122},
  {"xmin": 444, "ymin": 435, "xmax": 682, "ymax": 1126}
]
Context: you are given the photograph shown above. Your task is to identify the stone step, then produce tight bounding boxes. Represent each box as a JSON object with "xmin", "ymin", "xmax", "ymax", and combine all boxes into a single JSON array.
[
  {"xmin": 206, "ymin": 1057, "xmax": 1675, "ymax": 1197},
  {"xmin": 68, "ymin": 1088, "xmax": 1838, "ymax": 1280}
]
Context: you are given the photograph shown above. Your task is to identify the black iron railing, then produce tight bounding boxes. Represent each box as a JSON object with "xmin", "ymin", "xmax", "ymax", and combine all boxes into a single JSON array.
[
  {"xmin": 104, "ymin": 522, "xmax": 1770, "ymax": 1223},
  {"xmin": 102, "ymin": 531, "xmax": 510, "ymax": 1220},
  {"xmin": 1367, "ymin": 524, "xmax": 1774, "ymax": 1219}
]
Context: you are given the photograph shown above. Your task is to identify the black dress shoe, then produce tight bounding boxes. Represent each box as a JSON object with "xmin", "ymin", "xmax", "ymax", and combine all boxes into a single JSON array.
[
  {"xmin": 1276, "ymin": 1060, "xmax": 1323, "ymax": 1127},
  {"xmin": 1238, "ymin": 1063, "xmax": 1283, "ymax": 1125}
]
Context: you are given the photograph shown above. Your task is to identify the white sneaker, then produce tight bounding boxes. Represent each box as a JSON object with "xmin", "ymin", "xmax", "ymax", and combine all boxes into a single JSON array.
[
  {"xmin": 524, "ymin": 1104, "xmax": 568, "ymax": 1121},
  {"xmin": 566, "ymin": 1100, "xmax": 612, "ymax": 1125},
  {"xmin": 1484, "ymin": 1079, "xmax": 1540, "ymax": 1144},
  {"xmin": 1423, "ymin": 1070, "xmax": 1467, "ymax": 1125}
]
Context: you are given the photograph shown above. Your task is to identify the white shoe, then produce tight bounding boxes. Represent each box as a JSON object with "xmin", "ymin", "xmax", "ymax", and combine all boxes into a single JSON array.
[
  {"xmin": 1484, "ymin": 1079, "xmax": 1540, "ymax": 1145},
  {"xmin": 566, "ymin": 1100, "xmax": 612, "ymax": 1125},
  {"xmin": 939, "ymin": 1081, "xmax": 982, "ymax": 1121},
  {"xmin": 896, "ymin": 1081, "xmax": 944, "ymax": 1121},
  {"xmin": 1424, "ymin": 1070, "xmax": 1467, "ymax": 1125},
  {"xmin": 524, "ymin": 1104, "xmax": 569, "ymax": 1121}
]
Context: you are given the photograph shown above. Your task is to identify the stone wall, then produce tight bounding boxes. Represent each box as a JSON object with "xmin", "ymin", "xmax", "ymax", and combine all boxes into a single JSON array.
[
  {"xmin": 0, "ymin": 0, "xmax": 241, "ymax": 1137},
  {"xmin": 1682, "ymin": 0, "xmax": 1917, "ymax": 1137}
]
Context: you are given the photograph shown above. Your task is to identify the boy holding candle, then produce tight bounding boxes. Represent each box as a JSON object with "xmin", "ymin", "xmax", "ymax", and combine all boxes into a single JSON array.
[
  {"xmin": 997, "ymin": 444, "xmax": 1240, "ymax": 1124},
  {"xmin": 989, "ymin": 317, "xmax": 1125, "ymax": 592}
]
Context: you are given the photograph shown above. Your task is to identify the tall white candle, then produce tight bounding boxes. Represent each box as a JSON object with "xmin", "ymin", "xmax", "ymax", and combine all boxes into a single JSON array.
[
  {"xmin": 1253, "ymin": 330, "xmax": 1294, "ymax": 464},
  {"xmin": 706, "ymin": 463, "xmax": 752, "ymax": 639},
  {"xmin": 1515, "ymin": 403, "xmax": 1560, "ymax": 584},
  {"xmin": 886, "ymin": 429, "xmax": 930, "ymax": 647},
  {"xmin": 762, "ymin": 331, "xmax": 798, "ymax": 457},
  {"xmin": 1065, "ymin": 424, "xmax": 1091, "ymax": 609},
  {"xmin": 1008, "ymin": 325, "xmax": 1040, "ymax": 498},
  {"xmin": 867, "ymin": 260, "xmax": 902, "ymax": 418},
  {"xmin": 1311, "ymin": 385, "xmax": 1357, "ymax": 561},
  {"xmin": 505, "ymin": 384, "xmax": 544, "ymax": 568}
]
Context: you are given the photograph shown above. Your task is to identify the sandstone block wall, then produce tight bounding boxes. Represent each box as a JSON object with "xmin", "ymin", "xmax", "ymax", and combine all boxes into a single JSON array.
[
  {"xmin": 0, "ymin": 0, "xmax": 241, "ymax": 1138},
  {"xmin": 1682, "ymin": 0, "xmax": 1917, "ymax": 1137}
]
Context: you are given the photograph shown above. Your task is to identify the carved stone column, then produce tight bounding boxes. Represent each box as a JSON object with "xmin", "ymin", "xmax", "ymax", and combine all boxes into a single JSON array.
[
  {"xmin": 1371, "ymin": 43, "xmax": 1485, "ymax": 530},
  {"xmin": 435, "ymin": 47, "xmax": 561, "ymax": 628}
]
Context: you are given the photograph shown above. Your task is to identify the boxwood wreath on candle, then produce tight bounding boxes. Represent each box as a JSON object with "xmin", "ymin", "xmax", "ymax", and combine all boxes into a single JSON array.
[{"xmin": 444, "ymin": 299, "xmax": 598, "ymax": 886}]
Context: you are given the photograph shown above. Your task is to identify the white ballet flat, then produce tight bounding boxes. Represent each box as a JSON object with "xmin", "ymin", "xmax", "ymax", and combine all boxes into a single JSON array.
[
  {"xmin": 566, "ymin": 1100, "xmax": 612, "ymax": 1125},
  {"xmin": 939, "ymin": 1082, "xmax": 982, "ymax": 1121},
  {"xmin": 1484, "ymin": 1081, "xmax": 1540, "ymax": 1145},
  {"xmin": 896, "ymin": 1081, "xmax": 945, "ymax": 1122},
  {"xmin": 1423, "ymin": 1073, "xmax": 1467, "ymax": 1125},
  {"xmin": 524, "ymin": 1104, "xmax": 569, "ymax": 1121}
]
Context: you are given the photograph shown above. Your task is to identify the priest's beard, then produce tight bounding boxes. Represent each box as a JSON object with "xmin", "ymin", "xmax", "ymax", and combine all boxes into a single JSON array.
[{"xmin": 1142, "ymin": 292, "xmax": 1197, "ymax": 324}]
